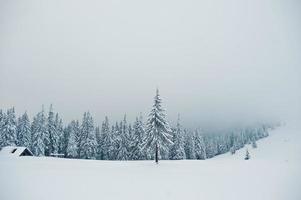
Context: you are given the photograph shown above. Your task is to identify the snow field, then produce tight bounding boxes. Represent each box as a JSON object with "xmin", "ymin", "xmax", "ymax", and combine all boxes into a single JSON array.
[{"xmin": 0, "ymin": 122, "xmax": 300, "ymax": 200}]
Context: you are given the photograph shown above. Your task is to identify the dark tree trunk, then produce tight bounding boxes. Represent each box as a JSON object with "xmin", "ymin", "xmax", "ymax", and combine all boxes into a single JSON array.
[{"xmin": 155, "ymin": 143, "xmax": 158, "ymax": 164}]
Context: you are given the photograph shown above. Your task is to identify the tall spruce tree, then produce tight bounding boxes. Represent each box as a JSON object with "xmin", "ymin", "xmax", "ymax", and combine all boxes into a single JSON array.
[
  {"xmin": 116, "ymin": 129, "xmax": 129, "ymax": 160},
  {"xmin": 80, "ymin": 112, "xmax": 96, "ymax": 159},
  {"xmin": 1, "ymin": 108, "xmax": 17, "ymax": 147},
  {"xmin": 67, "ymin": 120, "xmax": 81, "ymax": 158},
  {"xmin": 95, "ymin": 126, "xmax": 102, "ymax": 159},
  {"xmin": 169, "ymin": 114, "xmax": 186, "ymax": 160},
  {"xmin": 245, "ymin": 148, "xmax": 250, "ymax": 160},
  {"xmin": 216, "ymin": 135, "xmax": 228, "ymax": 154},
  {"xmin": 127, "ymin": 123, "xmax": 134, "ymax": 159},
  {"xmin": 100, "ymin": 116, "xmax": 113, "ymax": 160},
  {"xmin": 131, "ymin": 114, "xmax": 146, "ymax": 160},
  {"xmin": 60, "ymin": 124, "xmax": 69, "ymax": 157},
  {"xmin": 143, "ymin": 89, "xmax": 173, "ymax": 163},
  {"xmin": 194, "ymin": 129, "xmax": 207, "ymax": 160},
  {"xmin": 31, "ymin": 109, "xmax": 47, "ymax": 156},
  {"xmin": 55, "ymin": 114, "xmax": 64, "ymax": 154},
  {"xmin": 46, "ymin": 105, "xmax": 56, "ymax": 156},
  {"xmin": 184, "ymin": 130, "xmax": 196, "ymax": 159},
  {"xmin": 16, "ymin": 112, "xmax": 31, "ymax": 148},
  {"xmin": 204, "ymin": 135, "xmax": 218, "ymax": 158},
  {"xmin": 121, "ymin": 114, "xmax": 131, "ymax": 159}
]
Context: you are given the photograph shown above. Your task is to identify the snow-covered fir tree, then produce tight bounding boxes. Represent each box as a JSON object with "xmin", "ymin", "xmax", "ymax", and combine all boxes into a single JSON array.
[
  {"xmin": 60, "ymin": 123, "xmax": 69, "ymax": 157},
  {"xmin": 16, "ymin": 112, "xmax": 31, "ymax": 148},
  {"xmin": 230, "ymin": 146, "xmax": 236, "ymax": 155},
  {"xmin": 194, "ymin": 129, "xmax": 206, "ymax": 160},
  {"xmin": 127, "ymin": 123, "xmax": 134, "ymax": 159},
  {"xmin": 184, "ymin": 129, "xmax": 196, "ymax": 159},
  {"xmin": 31, "ymin": 109, "xmax": 47, "ymax": 156},
  {"xmin": 216, "ymin": 135, "xmax": 228, "ymax": 155},
  {"xmin": 0, "ymin": 109, "xmax": 4, "ymax": 147},
  {"xmin": 131, "ymin": 114, "xmax": 146, "ymax": 160},
  {"xmin": 169, "ymin": 115, "xmax": 186, "ymax": 160},
  {"xmin": 95, "ymin": 126, "xmax": 102, "ymax": 160},
  {"xmin": 67, "ymin": 120, "xmax": 81, "ymax": 158},
  {"xmin": 100, "ymin": 116, "xmax": 113, "ymax": 160},
  {"xmin": 1, "ymin": 108, "xmax": 17, "ymax": 147},
  {"xmin": 116, "ymin": 127, "xmax": 129, "ymax": 160},
  {"xmin": 236, "ymin": 131, "xmax": 245, "ymax": 149},
  {"xmin": 204, "ymin": 135, "xmax": 218, "ymax": 159},
  {"xmin": 142, "ymin": 89, "xmax": 173, "ymax": 163},
  {"xmin": 46, "ymin": 105, "xmax": 56, "ymax": 156},
  {"xmin": 245, "ymin": 148, "xmax": 250, "ymax": 160},
  {"xmin": 120, "ymin": 114, "xmax": 131, "ymax": 159},
  {"xmin": 109, "ymin": 122, "xmax": 120, "ymax": 159},
  {"xmin": 122, "ymin": 114, "xmax": 128, "ymax": 139},
  {"xmin": 80, "ymin": 112, "xmax": 96, "ymax": 159},
  {"xmin": 55, "ymin": 114, "xmax": 64, "ymax": 154}
]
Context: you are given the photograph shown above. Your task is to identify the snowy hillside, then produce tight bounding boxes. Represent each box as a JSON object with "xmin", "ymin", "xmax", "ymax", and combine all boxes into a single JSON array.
[{"xmin": 0, "ymin": 122, "xmax": 300, "ymax": 200}]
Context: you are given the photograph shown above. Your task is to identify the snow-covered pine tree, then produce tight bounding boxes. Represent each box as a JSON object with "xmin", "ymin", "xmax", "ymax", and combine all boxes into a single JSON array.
[
  {"xmin": 127, "ymin": 123, "xmax": 134, "ymax": 159},
  {"xmin": 142, "ymin": 89, "xmax": 173, "ymax": 163},
  {"xmin": 60, "ymin": 123, "xmax": 69, "ymax": 157},
  {"xmin": 16, "ymin": 116, "xmax": 22, "ymax": 146},
  {"xmin": 236, "ymin": 130, "xmax": 245, "ymax": 149},
  {"xmin": 204, "ymin": 135, "xmax": 218, "ymax": 159},
  {"xmin": 229, "ymin": 133, "xmax": 238, "ymax": 155},
  {"xmin": 225, "ymin": 134, "xmax": 232, "ymax": 152},
  {"xmin": 121, "ymin": 114, "xmax": 131, "ymax": 159},
  {"xmin": 80, "ymin": 112, "xmax": 96, "ymax": 159},
  {"xmin": 41, "ymin": 106, "xmax": 50, "ymax": 156},
  {"xmin": 55, "ymin": 114, "xmax": 64, "ymax": 154},
  {"xmin": 255, "ymin": 126, "xmax": 264, "ymax": 139},
  {"xmin": 16, "ymin": 112, "xmax": 31, "ymax": 148},
  {"xmin": 100, "ymin": 116, "xmax": 113, "ymax": 160},
  {"xmin": 115, "ymin": 117, "xmax": 129, "ymax": 160},
  {"xmin": 216, "ymin": 135, "xmax": 228, "ymax": 155},
  {"xmin": 184, "ymin": 129, "xmax": 196, "ymax": 159},
  {"xmin": 131, "ymin": 114, "xmax": 146, "ymax": 160},
  {"xmin": 230, "ymin": 146, "xmax": 236, "ymax": 155},
  {"xmin": 110, "ymin": 122, "xmax": 120, "ymax": 159},
  {"xmin": 262, "ymin": 124, "xmax": 269, "ymax": 137},
  {"xmin": 245, "ymin": 148, "xmax": 250, "ymax": 160},
  {"xmin": 116, "ymin": 128, "xmax": 128, "ymax": 160},
  {"xmin": 95, "ymin": 126, "xmax": 102, "ymax": 159},
  {"xmin": 194, "ymin": 129, "xmax": 206, "ymax": 160},
  {"xmin": 46, "ymin": 105, "xmax": 56, "ymax": 156},
  {"xmin": 1, "ymin": 108, "xmax": 17, "ymax": 147},
  {"xmin": 122, "ymin": 114, "xmax": 128, "ymax": 138},
  {"xmin": 0, "ymin": 109, "xmax": 4, "ymax": 147},
  {"xmin": 169, "ymin": 114, "xmax": 186, "ymax": 160},
  {"xmin": 67, "ymin": 120, "xmax": 81, "ymax": 158},
  {"xmin": 230, "ymin": 131, "xmax": 241, "ymax": 154},
  {"xmin": 31, "ymin": 109, "xmax": 47, "ymax": 156}
]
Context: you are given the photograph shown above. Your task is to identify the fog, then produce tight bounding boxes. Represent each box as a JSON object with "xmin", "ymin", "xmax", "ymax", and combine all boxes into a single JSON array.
[{"xmin": 0, "ymin": 0, "xmax": 300, "ymax": 128}]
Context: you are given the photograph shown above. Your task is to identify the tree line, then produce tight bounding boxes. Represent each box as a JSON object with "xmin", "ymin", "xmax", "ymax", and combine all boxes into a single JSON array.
[{"xmin": 0, "ymin": 90, "xmax": 277, "ymax": 161}]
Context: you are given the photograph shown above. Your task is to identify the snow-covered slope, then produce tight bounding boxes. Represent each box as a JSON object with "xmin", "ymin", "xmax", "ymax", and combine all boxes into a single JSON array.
[{"xmin": 0, "ymin": 122, "xmax": 300, "ymax": 200}]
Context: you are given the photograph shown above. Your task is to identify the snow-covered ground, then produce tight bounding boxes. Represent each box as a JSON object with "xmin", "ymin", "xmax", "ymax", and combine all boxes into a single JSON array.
[{"xmin": 0, "ymin": 122, "xmax": 300, "ymax": 200}]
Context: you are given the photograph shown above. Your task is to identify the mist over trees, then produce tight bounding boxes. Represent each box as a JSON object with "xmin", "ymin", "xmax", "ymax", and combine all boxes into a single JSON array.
[{"xmin": 0, "ymin": 90, "xmax": 277, "ymax": 161}]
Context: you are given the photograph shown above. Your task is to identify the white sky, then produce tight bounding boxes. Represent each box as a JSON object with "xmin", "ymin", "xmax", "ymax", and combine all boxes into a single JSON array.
[{"xmin": 0, "ymin": 0, "xmax": 300, "ymax": 128}]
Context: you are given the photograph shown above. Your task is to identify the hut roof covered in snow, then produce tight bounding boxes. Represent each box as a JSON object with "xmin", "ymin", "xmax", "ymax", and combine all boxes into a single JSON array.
[{"xmin": 0, "ymin": 146, "xmax": 33, "ymax": 157}]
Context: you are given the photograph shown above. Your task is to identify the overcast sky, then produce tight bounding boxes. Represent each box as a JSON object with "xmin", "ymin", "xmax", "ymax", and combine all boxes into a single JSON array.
[{"xmin": 0, "ymin": 0, "xmax": 300, "ymax": 128}]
